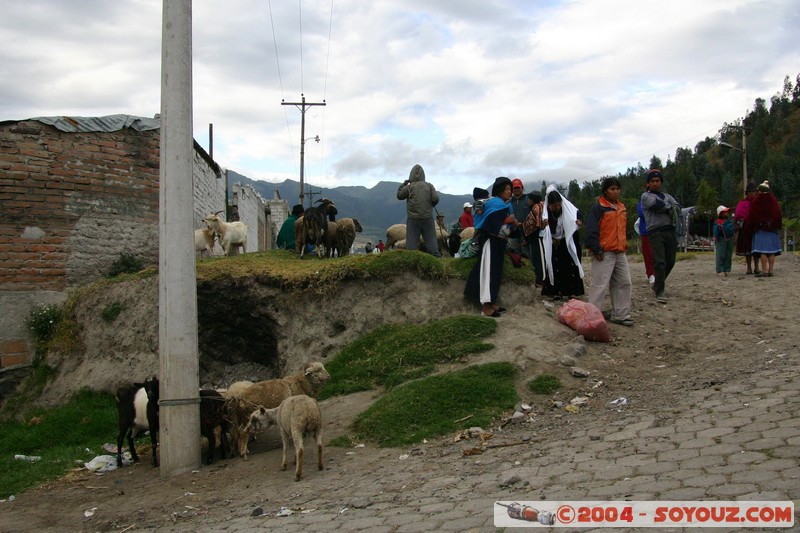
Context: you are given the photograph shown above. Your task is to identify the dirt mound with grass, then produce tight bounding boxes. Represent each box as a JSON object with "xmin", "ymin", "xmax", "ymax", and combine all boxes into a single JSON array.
[{"xmin": 3, "ymin": 252, "xmax": 798, "ymax": 532}]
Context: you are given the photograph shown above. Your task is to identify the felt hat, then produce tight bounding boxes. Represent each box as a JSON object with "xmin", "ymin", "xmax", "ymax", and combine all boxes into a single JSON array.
[{"xmin": 491, "ymin": 176, "xmax": 513, "ymax": 197}]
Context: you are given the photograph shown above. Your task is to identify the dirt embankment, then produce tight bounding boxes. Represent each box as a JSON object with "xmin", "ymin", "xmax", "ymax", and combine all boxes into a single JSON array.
[{"xmin": 36, "ymin": 272, "xmax": 538, "ymax": 406}]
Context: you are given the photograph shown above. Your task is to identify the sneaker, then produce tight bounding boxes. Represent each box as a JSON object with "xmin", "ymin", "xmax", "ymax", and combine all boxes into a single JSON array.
[
  {"xmin": 656, "ymin": 293, "xmax": 667, "ymax": 303},
  {"xmin": 610, "ymin": 316, "xmax": 634, "ymax": 327},
  {"xmin": 648, "ymin": 275, "xmax": 655, "ymax": 285}
]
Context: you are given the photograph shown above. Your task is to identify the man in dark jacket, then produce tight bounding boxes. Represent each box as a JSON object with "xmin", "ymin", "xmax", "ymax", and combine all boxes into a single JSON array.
[
  {"xmin": 397, "ymin": 164, "xmax": 441, "ymax": 257},
  {"xmin": 640, "ymin": 169, "xmax": 680, "ymax": 303}
]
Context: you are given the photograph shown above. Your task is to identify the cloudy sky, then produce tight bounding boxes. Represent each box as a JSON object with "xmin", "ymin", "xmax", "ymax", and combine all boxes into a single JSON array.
[{"xmin": 1, "ymin": 0, "xmax": 798, "ymax": 195}]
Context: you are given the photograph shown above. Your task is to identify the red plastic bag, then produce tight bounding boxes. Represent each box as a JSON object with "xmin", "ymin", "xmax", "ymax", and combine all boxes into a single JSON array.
[{"xmin": 556, "ymin": 299, "xmax": 611, "ymax": 342}]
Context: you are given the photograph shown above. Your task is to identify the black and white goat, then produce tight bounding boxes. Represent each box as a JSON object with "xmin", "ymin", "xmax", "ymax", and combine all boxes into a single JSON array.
[{"xmin": 115, "ymin": 377, "xmax": 159, "ymax": 467}]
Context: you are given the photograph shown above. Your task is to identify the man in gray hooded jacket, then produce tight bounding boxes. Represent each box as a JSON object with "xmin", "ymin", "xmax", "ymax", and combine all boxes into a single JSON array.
[{"xmin": 397, "ymin": 163, "xmax": 441, "ymax": 257}]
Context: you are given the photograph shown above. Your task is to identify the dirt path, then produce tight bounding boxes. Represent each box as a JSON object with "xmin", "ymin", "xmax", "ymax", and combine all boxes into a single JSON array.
[{"xmin": 1, "ymin": 253, "xmax": 798, "ymax": 532}]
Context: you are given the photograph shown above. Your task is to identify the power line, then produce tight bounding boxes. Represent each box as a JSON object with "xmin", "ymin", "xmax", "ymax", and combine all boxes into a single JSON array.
[
  {"xmin": 269, "ymin": 0, "xmax": 298, "ymax": 178},
  {"xmin": 298, "ymin": 0, "xmax": 304, "ymax": 94}
]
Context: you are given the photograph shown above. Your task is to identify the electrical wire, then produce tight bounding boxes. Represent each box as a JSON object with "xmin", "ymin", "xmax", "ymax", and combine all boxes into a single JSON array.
[
  {"xmin": 318, "ymin": 0, "xmax": 334, "ymax": 184},
  {"xmin": 268, "ymin": 0, "xmax": 298, "ymax": 178},
  {"xmin": 298, "ymin": 0, "xmax": 304, "ymax": 94}
]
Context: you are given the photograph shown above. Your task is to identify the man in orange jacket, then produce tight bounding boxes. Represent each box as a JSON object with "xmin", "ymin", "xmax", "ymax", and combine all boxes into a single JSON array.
[{"xmin": 584, "ymin": 177, "xmax": 633, "ymax": 326}]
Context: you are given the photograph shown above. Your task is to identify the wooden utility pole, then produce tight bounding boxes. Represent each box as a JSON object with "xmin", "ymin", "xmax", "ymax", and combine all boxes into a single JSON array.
[
  {"xmin": 158, "ymin": 0, "xmax": 201, "ymax": 476},
  {"xmin": 282, "ymin": 95, "xmax": 325, "ymax": 207}
]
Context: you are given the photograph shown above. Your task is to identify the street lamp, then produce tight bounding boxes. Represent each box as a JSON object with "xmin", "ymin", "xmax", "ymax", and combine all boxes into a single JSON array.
[{"xmin": 719, "ymin": 127, "xmax": 747, "ymax": 195}]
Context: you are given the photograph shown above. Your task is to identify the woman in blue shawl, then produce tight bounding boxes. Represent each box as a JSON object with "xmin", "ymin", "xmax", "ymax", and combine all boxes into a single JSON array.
[{"xmin": 464, "ymin": 177, "xmax": 514, "ymax": 317}]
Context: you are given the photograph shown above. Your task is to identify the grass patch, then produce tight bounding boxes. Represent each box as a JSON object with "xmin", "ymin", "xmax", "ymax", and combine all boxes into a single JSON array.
[
  {"xmin": 318, "ymin": 315, "xmax": 497, "ymax": 399},
  {"xmin": 101, "ymin": 302, "xmax": 125, "ymax": 323},
  {"xmin": 0, "ymin": 389, "xmax": 119, "ymax": 498},
  {"xmin": 194, "ymin": 249, "xmax": 535, "ymax": 293},
  {"xmin": 351, "ymin": 362, "xmax": 518, "ymax": 447},
  {"xmin": 528, "ymin": 374, "xmax": 562, "ymax": 395}
]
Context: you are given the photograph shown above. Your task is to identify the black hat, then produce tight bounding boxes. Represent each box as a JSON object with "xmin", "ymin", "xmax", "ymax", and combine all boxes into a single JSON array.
[
  {"xmin": 646, "ymin": 169, "xmax": 663, "ymax": 182},
  {"xmin": 491, "ymin": 176, "xmax": 512, "ymax": 197},
  {"xmin": 472, "ymin": 187, "xmax": 489, "ymax": 200}
]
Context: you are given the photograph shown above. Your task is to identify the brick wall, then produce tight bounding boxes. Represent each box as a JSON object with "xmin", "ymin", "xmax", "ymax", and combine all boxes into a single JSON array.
[
  {"xmin": 0, "ymin": 120, "xmax": 161, "ymax": 291},
  {"xmin": 0, "ymin": 118, "xmax": 225, "ymax": 367}
]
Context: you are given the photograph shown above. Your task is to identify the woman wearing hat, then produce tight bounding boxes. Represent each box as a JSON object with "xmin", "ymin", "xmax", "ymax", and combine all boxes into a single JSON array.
[
  {"xmin": 464, "ymin": 177, "xmax": 514, "ymax": 317},
  {"xmin": 713, "ymin": 205, "xmax": 735, "ymax": 276},
  {"xmin": 734, "ymin": 182, "xmax": 759, "ymax": 275},
  {"xmin": 745, "ymin": 180, "xmax": 782, "ymax": 277}
]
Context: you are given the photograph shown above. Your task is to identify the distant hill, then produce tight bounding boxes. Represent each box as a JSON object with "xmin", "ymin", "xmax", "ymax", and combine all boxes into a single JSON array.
[{"xmin": 227, "ymin": 170, "xmax": 472, "ymax": 242}]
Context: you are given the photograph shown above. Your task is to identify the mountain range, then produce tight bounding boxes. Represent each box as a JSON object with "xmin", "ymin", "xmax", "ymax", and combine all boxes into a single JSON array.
[{"xmin": 227, "ymin": 170, "xmax": 474, "ymax": 242}]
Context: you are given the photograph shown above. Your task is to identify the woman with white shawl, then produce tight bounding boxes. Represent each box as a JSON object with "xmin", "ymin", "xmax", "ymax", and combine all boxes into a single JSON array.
[
  {"xmin": 464, "ymin": 177, "xmax": 514, "ymax": 317},
  {"xmin": 541, "ymin": 185, "xmax": 585, "ymax": 300}
]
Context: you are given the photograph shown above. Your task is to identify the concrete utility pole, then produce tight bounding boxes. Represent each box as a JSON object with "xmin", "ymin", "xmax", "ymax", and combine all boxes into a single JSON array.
[
  {"xmin": 158, "ymin": 0, "xmax": 201, "ymax": 476},
  {"xmin": 282, "ymin": 95, "xmax": 325, "ymax": 207}
]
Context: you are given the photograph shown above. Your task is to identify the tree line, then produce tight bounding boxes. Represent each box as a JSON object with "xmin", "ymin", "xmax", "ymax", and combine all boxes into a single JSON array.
[{"xmin": 547, "ymin": 74, "xmax": 800, "ymax": 237}]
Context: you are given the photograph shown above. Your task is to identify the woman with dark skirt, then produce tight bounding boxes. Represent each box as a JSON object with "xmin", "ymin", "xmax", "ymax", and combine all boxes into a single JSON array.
[
  {"xmin": 541, "ymin": 186, "xmax": 585, "ymax": 300},
  {"xmin": 746, "ymin": 180, "xmax": 782, "ymax": 277},
  {"xmin": 734, "ymin": 182, "xmax": 759, "ymax": 275},
  {"xmin": 464, "ymin": 177, "xmax": 515, "ymax": 317}
]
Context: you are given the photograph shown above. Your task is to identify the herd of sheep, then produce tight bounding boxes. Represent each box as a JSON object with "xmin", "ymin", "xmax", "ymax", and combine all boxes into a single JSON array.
[
  {"xmin": 115, "ymin": 362, "xmax": 331, "ymax": 481},
  {"xmin": 195, "ymin": 198, "xmax": 474, "ymax": 258}
]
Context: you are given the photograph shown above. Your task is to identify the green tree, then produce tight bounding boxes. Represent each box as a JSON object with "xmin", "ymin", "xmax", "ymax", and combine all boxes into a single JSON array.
[{"xmin": 695, "ymin": 180, "xmax": 718, "ymax": 236}]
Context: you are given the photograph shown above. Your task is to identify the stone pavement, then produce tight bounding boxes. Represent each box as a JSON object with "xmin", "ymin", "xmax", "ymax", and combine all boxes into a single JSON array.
[{"xmin": 161, "ymin": 353, "xmax": 799, "ymax": 532}]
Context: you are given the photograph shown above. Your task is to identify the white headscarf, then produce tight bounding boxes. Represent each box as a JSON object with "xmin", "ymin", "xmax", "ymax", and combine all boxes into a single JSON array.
[{"xmin": 541, "ymin": 184, "xmax": 584, "ymax": 286}]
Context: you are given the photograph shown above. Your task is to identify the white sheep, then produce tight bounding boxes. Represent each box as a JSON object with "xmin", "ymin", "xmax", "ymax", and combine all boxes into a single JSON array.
[
  {"xmin": 336, "ymin": 218, "xmax": 362, "ymax": 257},
  {"xmin": 228, "ymin": 362, "xmax": 331, "ymax": 458},
  {"xmin": 245, "ymin": 395, "xmax": 323, "ymax": 481},
  {"xmin": 194, "ymin": 227, "xmax": 217, "ymax": 257},
  {"xmin": 202, "ymin": 213, "xmax": 248, "ymax": 256},
  {"xmin": 385, "ymin": 223, "xmax": 406, "ymax": 249}
]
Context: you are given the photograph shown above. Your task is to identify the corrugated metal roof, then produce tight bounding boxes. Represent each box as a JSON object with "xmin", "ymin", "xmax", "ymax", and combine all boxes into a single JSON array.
[{"xmin": 26, "ymin": 114, "xmax": 161, "ymax": 133}]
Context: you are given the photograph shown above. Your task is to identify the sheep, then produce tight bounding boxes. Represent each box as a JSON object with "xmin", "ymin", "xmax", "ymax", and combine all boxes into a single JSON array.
[
  {"xmin": 223, "ymin": 380, "xmax": 254, "ymax": 398},
  {"xmin": 229, "ymin": 362, "xmax": 331, "ymax": 459},
  {"xmin": 200, "ymin": 389, "xmax": 231, "ymax": 464},
  {"xmin": 296, "ymin": 207, "xmax": 326, "ymax": 258},
  {"xmin": 460, "ymin": 227, "xmax": 475, "ymax": 241},
  {"xmin": 202, "ymin": 212, "xmax": 248, "ymax": 256},
  {"xmin": 335, "ymin": 218, "xmax": 362, "ymax": 257},
  {"xmin": 385, "ymin": 223, "xmax": 406, "ymax": 249},
  {"xmin": 244, "ymin": 395, "xmax": 323, "ymax": 481},
  {"xmin": 115, "ymin": 377, "xmax": 159, "ymax": 467},
  {"xmin": 194, "ymin": 227, "xmax": 217, "ymax": 257},
  {"xmin": 323, "ymin": 220, "xmax": 339, "ymax": 257},
  {"xmin": 294, "ymin": 199, "xmax": 338, "ymax": 259}
]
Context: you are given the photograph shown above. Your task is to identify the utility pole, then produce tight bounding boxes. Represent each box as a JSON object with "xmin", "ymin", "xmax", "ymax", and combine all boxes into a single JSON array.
[
  {"xmin": 282, "ymin": 95, "xmax": 325, "ymax": 207},
  {"xmin": 158, "ymin": 0, "xmax": 201, "ymax": 476},
  {"xmin": 741, "ymin": 126, "xmax": 747, "ymax": 195}
]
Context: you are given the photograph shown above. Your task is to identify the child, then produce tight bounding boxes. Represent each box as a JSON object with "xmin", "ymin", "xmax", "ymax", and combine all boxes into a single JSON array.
[
  {"xmin": 584, "ymin": 177, "xmax": 633, "ymax": 326},
  {"xmin": 713, "ymin": 205, "xmax": 735, "ymax": 276}
]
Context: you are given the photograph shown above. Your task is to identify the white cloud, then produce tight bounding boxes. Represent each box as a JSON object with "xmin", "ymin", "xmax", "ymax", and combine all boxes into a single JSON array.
[{"xmin": 1, "ymin": 0, "xmax": 798, "ymax": 195}]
